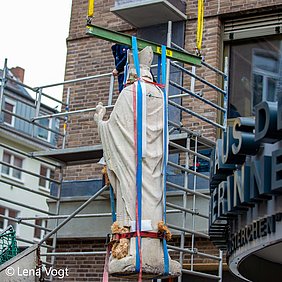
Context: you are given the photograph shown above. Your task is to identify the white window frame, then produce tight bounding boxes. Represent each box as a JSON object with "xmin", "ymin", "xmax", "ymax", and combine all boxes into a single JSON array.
[
  {"xmin": 1, "ymin": 150, "xmax": 24, "ymax": 182},
  {"xmin": 38, "ymin": 164, "xmax": 54, "ymax": 191},
  {"xmin": 3, "ymin": 98, "xmax": 16, "ymax": 127},
  {"xmin": 251, "ymin": 48, "xmax": 280, "ymax": 112},
  {"xmin": 37, "ymin": 116, "xmax": 52, "ymax": 142},
  {"xmin": 0, "ymin": 206, "xmax": 19, "ymax": 235}
]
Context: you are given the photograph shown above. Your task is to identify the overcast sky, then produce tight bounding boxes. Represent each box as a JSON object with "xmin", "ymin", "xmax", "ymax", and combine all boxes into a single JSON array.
[{"xmin": 0, "ymin": 0, "xmax": 72, "ymax": 101}]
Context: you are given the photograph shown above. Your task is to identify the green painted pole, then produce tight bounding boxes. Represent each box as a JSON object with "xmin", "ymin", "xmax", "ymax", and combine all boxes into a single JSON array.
[{"xmin": 86, "ymin": 24, "xmax": 202, "ymax": 66}]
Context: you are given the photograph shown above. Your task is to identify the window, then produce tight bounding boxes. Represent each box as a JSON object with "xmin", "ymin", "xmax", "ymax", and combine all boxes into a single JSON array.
[
  {"xmin": 3, "ymin": 99, "xmax": 16, "ymax": 126},
  {"xmin": 224, "ymin": 11, "xmax": 282, "ymax": 119},
  {"xmin": 0, "ymin": 206, "xmax": 19, "ymax": 233},
  {"xmin": 39, "ymin": 165, "xmax": 55, "ymax": 190},
  {"xmin": 34, "ymin": 218, "xmax": 47, "ymax": 240},
  {"xmin": 54, "ymin": 118, "xmax": 60, "ymax": 144},
  {"xmin": 37, "ymin": 118, "xmax": 51, "ymax": 141},
  {"xmin": 252, "ymin": 49, "xmax": 279, "ymax": 112},
  {"xmin": 8, "ymin": 209, "xmax": 18, "ymax": 229},
  {"xmin": 226, "ymin": 36, "xmax": 282, "ymax": 118},
  {"xmin": 1, "ymin": 151, "xmax": 24, "ymax": 180}
]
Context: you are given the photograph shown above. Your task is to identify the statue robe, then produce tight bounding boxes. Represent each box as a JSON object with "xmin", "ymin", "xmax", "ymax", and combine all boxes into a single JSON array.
[{"xmin": 98, "ymin": 75, "xmax": 164, "ymax": 231}]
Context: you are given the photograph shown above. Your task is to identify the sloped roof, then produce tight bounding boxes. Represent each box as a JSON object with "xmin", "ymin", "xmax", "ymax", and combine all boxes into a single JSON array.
[
  {"xmin": 0, "ymin": 68, "xmax": 59, "ymax": 114},
  {"xmin": 0, "ymin": 68, "xmax": 32, "ymax": 98}
]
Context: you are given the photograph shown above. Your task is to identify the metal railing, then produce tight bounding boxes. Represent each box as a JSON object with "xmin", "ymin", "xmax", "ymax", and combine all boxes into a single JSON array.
[{"xmin": 0, "ymin": 59, "xmax": 116, "ymax": 150}]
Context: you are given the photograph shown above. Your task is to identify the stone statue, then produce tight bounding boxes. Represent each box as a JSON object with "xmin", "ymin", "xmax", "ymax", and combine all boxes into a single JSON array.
[{"xmin": 95, "ymin": 46, "xmax": 181, "ymax": 279}]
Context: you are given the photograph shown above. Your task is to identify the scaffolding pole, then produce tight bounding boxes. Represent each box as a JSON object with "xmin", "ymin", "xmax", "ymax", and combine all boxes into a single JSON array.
[
  {"xmin": 41, "ymin": 251, "xmax": 107, "ymax": 256},
  {"xmin": 62, "ymin": 88, "xmax": 70, "ymax": 149},
  {"xmin": 37, "ymin": 72, "xmax": 112, "ymax": 89},
  {"xmin": 0, "ymin": 161, "xmax": 61, "ymax": 185},
  {"xmin": 178, "ymin": 137, "xmax": 190, "ymax": 282},
  {"xmin": 0, "ymin": 197, "xmax": 55, "ymax": 215},
  {"xmin": 169, "ymin": 99, "xmax": 225, "ymax": 130},
  {"xmin": 17, "ymin": 213, "xmax": 112, "ymax": 221},
  {"xmin": 171, "ymin": 61, "xmax": 226, "ymax": 95},
  {"xmin": 49, "ymin": 165, "xmax": 64, "ymax": 281},
  {"xmin": 168, "ymin": 245, "xmax": 222, "ymax": 261},
  {"xmin": 182, "ymin": 269, "xmax": 221, "ymax": 280},
  {"xmin": 190, "ymin": 136, "xmax": 198, "ymax": 271},
  {"xmin": 169, "ymin": 141, "xmax": 210, "ymax": 161},
  {"xmin": 1, "ymin": 178, "xmax": 59, "ymax": 201},
  {"xmin": 31, "ymin": 104, "xmax": 114, "ymax": 121},
  {"xmin": 169, "ymin": 80, "xmax": 226, "ymax": 112},
  {"xmin": 0, "ymin": 214, "xmax": 52, "ymax": 232},
  {"xmin": 39, "ymin": 184, "xmax": 108, "ymax": 245},
  {"xmin": 166, "ymin": 181, "xmax": 210, "ymax": 199}
]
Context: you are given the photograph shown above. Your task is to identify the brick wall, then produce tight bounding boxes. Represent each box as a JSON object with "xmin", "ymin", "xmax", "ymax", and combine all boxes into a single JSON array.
[
  {"xmin": 53, "ymin": 238, "xmax": 108, "ymax": 282},
  {"xmin": 186, "ymin": 0, "xmax": 281, "ymax": 18}
]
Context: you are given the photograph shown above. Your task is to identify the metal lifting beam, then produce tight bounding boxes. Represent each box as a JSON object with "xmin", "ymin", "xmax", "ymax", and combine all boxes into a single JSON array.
[{"xmin": 86, "ymin": 24, "xmax": 202, "ymax": 66}]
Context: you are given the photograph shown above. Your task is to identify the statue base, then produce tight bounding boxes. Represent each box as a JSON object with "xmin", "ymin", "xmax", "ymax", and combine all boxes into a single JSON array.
[
  {"xmin": 108, "ymin": 238, "xmax": 181, "ymax": 280},
  {"xmin": 110, "ymin": 261, "xmax": 181, "ymax": 280}
]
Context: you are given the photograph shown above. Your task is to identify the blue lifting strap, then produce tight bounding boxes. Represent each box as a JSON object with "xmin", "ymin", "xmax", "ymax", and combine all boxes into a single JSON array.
[
  {"xmin": 109, "ymin": 185, "xmax": 116, "ymax": 222},
  {"xmin": 161, "ymin": 44, "xmax": 170, "ymax": 276},
  {"xmin": 132, "ymin": 36, "xmax": 143, "ymax": 274}
]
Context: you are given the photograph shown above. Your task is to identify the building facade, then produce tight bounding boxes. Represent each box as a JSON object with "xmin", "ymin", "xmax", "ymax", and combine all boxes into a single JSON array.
[{"xmin": 0, "ymin": 66, "xmax": 59, "ymax": 250}]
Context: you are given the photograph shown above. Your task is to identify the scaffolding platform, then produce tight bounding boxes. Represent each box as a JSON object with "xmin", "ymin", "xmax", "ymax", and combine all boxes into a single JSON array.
[
  {"xmin": 30, "ymin": 144, "xmax": 103, "ymax": 166},
  {"xmin": 110, "ymin": 0, "xmax": 187, "ymax": 28},
  {"xmin": 30, "ymin": 133, "xmax": 214, "ymax": 166}
]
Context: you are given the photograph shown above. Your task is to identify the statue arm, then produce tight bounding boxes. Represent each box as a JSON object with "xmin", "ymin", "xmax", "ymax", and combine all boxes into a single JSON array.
[{"xmin": 94, "ymin": 102, "xmax": 106, "ymax": 125}]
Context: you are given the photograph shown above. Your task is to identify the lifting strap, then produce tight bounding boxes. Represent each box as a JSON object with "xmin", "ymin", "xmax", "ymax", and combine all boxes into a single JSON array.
[
  {"xmin": 109, "ymin": 185, "xmax": 116, "ymax": 222},
  {"xmin": 111, "ymin": 231, "xmax": 165, "ymax": 242},
  {"xmin": 196, "ymin": 0, "xmax": 204, "ymax": 53},
  {"xmin": 160, "ymin": 45, "xmax": 170, "ymax": 277},
  {"xmin": 132, "ymin": 35, "xmax": 143, "ymax": 282},
  {"xmin": 88, "ymin": 0, "xmax": 95, "ymax": 18}
]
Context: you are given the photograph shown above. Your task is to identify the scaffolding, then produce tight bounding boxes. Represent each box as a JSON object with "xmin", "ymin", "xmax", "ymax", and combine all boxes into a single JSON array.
[{"xmin": 0, "ymin": 21, "xmax": 228, "ymax": 281}]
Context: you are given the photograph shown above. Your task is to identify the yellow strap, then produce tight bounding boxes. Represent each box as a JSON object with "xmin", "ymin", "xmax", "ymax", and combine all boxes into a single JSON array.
[
  {"xmin": 196, "ymin": 0, "xmax": 204, "ymax": 51},
  {"xmin": 88, "ymin": 0, "xmax": 94, "ymax": 18}
]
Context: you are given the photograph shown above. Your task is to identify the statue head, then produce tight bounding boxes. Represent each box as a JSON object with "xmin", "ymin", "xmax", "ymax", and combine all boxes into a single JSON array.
[
  {"xmin": 126, "ymin": 46, "xmax": 154, "ymax": 82},
  {"xmin": 128, "ymin": 46, "xmax": 154, "ymax": 68}
]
